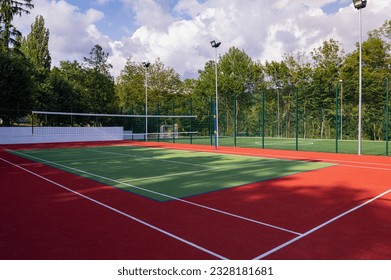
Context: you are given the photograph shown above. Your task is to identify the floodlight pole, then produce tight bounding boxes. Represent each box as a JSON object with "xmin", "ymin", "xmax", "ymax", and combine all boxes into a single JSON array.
[
  {"xmin": 353, "ymin": 0, "xmax": 366, "ymax": 155},
  {"xmin": 143, "ymin": 62, "xmax": 150, "ymax": 141},
  {"xmin": 340, "ymin": 80, "xmax": 343, "ymax": 140},
  {"xmin": 358, "ymin": 8, "xmax": 363, "ymax": 155},
  {"xmin": 211, "ymin": 40, "xmax": 221, "ymax": 149}
]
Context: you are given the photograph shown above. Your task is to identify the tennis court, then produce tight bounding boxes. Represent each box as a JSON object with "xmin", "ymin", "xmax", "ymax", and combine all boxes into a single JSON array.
[{"xmin": 1, "ymin": 140, "xmax": 391, "ymax": 260}]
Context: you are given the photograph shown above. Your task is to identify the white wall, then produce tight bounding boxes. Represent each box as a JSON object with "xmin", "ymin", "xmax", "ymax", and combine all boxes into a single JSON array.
[{"xmin": 0, "ymin": 127, "xmax": 124, "ymax": 144}]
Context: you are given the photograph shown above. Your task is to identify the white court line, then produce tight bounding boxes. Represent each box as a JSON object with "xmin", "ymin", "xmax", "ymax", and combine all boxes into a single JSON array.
[
  {"xmin": 212, "ymin": 149, "xmax": 391, "ymax": 171},
  {"xmin": 252, "ymin": 188, "xmax": 391, "ymax": 260},
  {"xmin": 339, "ymin": 164, "xmax": 391, "ymax": 171},
  {"xmin": 8, "ymin": 149, "xmax": 302, "ymax": 236},
  {"xmin": 0, "ymin": 156, "xmax": 228, "ymax": 260}
]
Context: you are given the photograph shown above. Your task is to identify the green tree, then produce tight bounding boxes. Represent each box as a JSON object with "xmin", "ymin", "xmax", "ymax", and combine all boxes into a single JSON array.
[
  {"xmin": 195, "ymin": 47, "xmax": 259, "ymax": 136},
  {"xmin": 21, "ymin": 15, "xmax": 51, "ymax": 70},
  {"xmin": 116, "ymin": 57, "xmax": 182, "ymax": 114},
  {"xmin": 361, "ymin": 35, "xmax": 390, "ymax": 140},
  {"xmin": 84, "ymin": 44, "xmax": 112, "ymax": 76},
  {"xmin": 0, "ymin": 0, "xmax": 34, "ymax": 52},
  {"xmin": 83, "ymin": 44, "xmax": 116, "ymax": 113},
  {"xmin": 55, "ymin": 61, "xmax": 89, "ymax": 113},
  {"xmin": 310, "ymin": 39, "xmax": 344, "ymax": 139},
  {"xmin": 264, "ymin": 60, "xmax": 290, "ymax": 137},
  {"xmin": 115, "ymin": 58, "xmax": 145, "ymax": 114},
  {"xmin": 0, "ymin": 51, "xmax": 34, "ymax": 125}
]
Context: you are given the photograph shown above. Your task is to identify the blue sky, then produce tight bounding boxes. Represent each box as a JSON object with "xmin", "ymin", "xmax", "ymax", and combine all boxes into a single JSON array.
[
  {"xmin": 322, "ymin": 0, "xmax": 351, "ymax": 14},
  {"xmin": 65, "ymin": 0, "xmax": 133, "ymax": 39},
  {"xmin": 14, "ymin": 0, "xmax": 391, "ymax": 78}
]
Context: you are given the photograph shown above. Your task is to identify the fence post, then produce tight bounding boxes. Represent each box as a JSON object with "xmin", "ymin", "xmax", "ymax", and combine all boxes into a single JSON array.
[
  {"xmin": 209, "ymin": 96, "xmax": 213, "ymax": 146},
  {"xmin": 157, "ymin": 102, "xmax": 160, "ymax": 142},
  {"xmin": 262, "ymin": 91, "xmax": 265, "ymax": 149},
  {"xmin": 386, "ymin": 78, "xmax": 389, "ymax": 156},
  {"xmin": 336, "ymin": 82, "xmax": 339, "ymax": 153},
  {"xmin": 172, "ymin": 100, "xmax": 175, "ymax": 143},
  {"xmin": 258, "ymin": 112, "xmax": 261, "ymax": 137},
  {"xmin": 295, "ymin": 87, "xmax": 299, "ymax": 151},
  {"xmin": 234, "ymin": 95, "xmax": 237, "ymax": 147},
  {"xmin": 189, "ymin": 98, "xmax": 193, "ymax": 144},
  {"xmin": 213, "ymin": 101, "xmax": 217, "ymax": 149}
]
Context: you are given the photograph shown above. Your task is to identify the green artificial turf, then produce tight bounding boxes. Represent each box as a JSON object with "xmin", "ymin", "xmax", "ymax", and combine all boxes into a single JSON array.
[{"xmin": 12, "ymin": 145, "xmax": 333, "ymax": 202}]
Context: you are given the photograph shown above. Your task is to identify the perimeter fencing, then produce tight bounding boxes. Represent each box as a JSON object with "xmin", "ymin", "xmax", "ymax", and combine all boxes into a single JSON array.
[{"xmin": 1, "ymin": 81, "xmax": 390, "ymax": 155}]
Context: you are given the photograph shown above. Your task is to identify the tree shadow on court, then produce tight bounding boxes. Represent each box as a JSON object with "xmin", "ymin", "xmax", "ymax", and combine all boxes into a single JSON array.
[{"xmin": 188, "ymin": 167, "xmax": 391, "ymax": 260}]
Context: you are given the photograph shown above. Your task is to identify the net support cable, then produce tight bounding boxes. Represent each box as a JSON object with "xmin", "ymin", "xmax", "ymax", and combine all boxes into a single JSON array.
[{"xmin": 32, "ymin": 111, "xmax": 197, "ymax": 119}]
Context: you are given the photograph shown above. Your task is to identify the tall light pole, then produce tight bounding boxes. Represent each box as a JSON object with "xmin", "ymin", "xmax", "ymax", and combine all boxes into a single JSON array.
[
  {"xmin": 352, "ymin": 0, "xmax": 367, "ymax": 155},
  {"xmin": 210, "ymin": 40, "xmax": 221, "ymax": 149},
  {"xmin": 143, "ymin": 61, "xmax": 150, "ymax": 141},
  {"xmin": 340, "ymin": 79, "xmax": 343, "ymax": 140}
]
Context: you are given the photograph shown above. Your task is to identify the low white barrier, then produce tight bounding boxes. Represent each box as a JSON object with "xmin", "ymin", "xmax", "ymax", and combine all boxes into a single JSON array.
[{"xmin": 0, "ymin": 127, "xmax": 124, "ymax": 144}]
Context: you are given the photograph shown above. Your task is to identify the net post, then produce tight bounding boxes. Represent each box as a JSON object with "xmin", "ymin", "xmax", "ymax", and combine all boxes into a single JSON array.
[{"xmin": 31, "ymin": 111, "xmax": 34, "ymax": 135}]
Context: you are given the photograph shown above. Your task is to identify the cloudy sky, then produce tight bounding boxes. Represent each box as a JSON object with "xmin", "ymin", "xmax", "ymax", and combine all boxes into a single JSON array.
[{"xmin": 13, "ymin": 0, "xmax": 391, "ymax": 79}]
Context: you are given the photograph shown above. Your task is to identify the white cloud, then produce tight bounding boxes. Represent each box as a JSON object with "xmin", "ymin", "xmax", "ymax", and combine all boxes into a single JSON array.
[
  {"xmin": 12, "ymin": 0, "xmax": 391, "ymax": 79},
  {"xmin": 121, "ymin": 0, "xmax": 174, "ymax": 31},
  {"xmin": 13, "ymin": 0, "xmax": 109, "ymax": 67}
]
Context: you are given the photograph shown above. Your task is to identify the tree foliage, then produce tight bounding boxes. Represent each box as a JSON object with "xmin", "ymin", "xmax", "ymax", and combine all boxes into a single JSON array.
[
  {"xmin": 0, "ymin": 51, "xmax": 34, "ymax": 124},
  {"xmin": 0, "ymin": 0, "xmax": 34, "ymax": 52},
  {"xmin": 116, "ymin": 57, "xmax": 182, "ymax": 115},
  {"xmin": 21, "ymin": 15, "xmax": 51, "ymax": 70}
]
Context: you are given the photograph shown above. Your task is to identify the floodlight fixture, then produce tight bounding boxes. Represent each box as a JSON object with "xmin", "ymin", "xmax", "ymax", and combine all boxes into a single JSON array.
[
  {"xmin": 210, "ymin": 40, "xmax": 221, "ymax": 48},
  {"xmin": 352, "ymin": 0, "xmax": 367, "ymax": 9}
]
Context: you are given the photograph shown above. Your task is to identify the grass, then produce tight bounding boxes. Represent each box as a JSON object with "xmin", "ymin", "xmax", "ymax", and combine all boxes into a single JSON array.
[{"xmin": 11, "ymin": 145, "xmax": 332, "ymax": 202}]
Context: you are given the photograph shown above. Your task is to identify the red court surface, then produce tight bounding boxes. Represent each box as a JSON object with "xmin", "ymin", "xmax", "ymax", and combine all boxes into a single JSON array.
[{"xmin": 1, "ymin": 141, "xmax": 391, "ymax": 260}]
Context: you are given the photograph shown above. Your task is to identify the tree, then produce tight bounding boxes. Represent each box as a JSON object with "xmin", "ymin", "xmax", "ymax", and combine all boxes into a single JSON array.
[
  {"xmin": 0, "ymin": 51, "xmax": 34, "ymax": 125},
  {"xmin": 83, "ymin": 44, "xmax": 116, "ymax": 114},
  {"xmin": 0, "ymin": 0, "xmax": 34, "ymax": 52},
  {"xmin": 310, "ymin": 39, "xmax": 344, "ymax": 139},
  {"xmin": 54, "ymin": 60, "xmax": 89, "ymax": 113},
  {"xmin": 264, "ymin": 60, "xmax": 291, "ymax": 137},
  {"xmin": 21, "ymin": 15, "xmax": 51, "ymax": 70},
  {"xmin": 115, "ymin": 57, "xmax": 182, "ymax": 114},
  {"xmin": 115, "ymin": 58, "xmax": 145, "ymax": 114},
  {"xmin": 83, "ymin": 44, "xmax": 112, "ymax": 76},
  {"xmin": 195, "ymin": 47, "xmax": 259, "ymax": 135}
]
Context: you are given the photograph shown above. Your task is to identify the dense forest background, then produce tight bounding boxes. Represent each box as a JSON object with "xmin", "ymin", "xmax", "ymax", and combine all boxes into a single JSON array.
[{"xmin": 1, "ymin": 1, "xmax": 390, "ymax": 140}]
